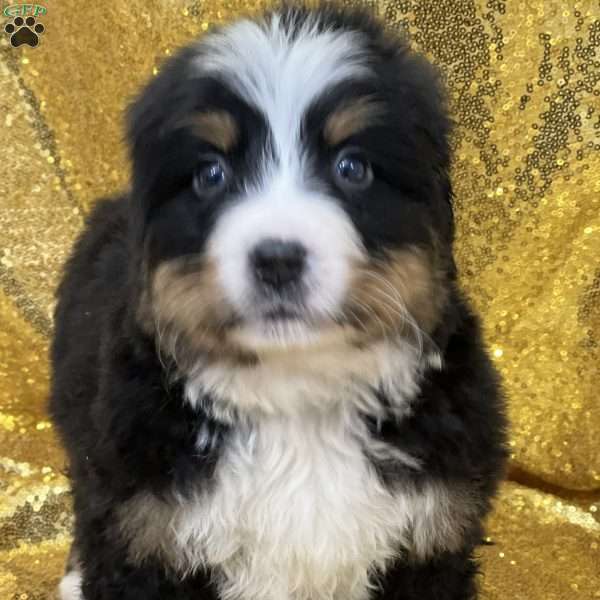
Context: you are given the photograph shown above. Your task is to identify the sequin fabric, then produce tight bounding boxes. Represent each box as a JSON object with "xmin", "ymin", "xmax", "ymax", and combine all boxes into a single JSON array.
[{"xmin": 0, "ymin": 1, "xmax": 598, "ymax": 598}]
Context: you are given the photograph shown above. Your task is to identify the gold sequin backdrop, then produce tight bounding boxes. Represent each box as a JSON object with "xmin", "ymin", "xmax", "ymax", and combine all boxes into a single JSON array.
[{"xmin": 0, "ymin": 0, "xmax": 598, "ymax": 597}]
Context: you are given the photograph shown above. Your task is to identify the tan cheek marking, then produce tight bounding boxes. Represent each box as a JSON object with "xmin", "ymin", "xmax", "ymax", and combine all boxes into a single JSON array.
[
  {"xmin": 148, "ymin": 257, "xmax": 256, "ymax": 368},
  {"xmin": 152, "ymin": 257, "xmax": 222, "ymax": 333},
  {"xmin": 346, "ymin": 247, "xmax": 447, "ymax": 341},
  {"xmin": 188, "ymin": 110, "xmax": 238, "ymax": 152},
  {"xmin": 323, "ymin": 97, "xmax": 385, "ymax": 146}
]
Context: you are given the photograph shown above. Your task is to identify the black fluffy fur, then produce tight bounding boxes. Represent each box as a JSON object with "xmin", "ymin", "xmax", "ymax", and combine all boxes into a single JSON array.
[{"xmin": 50, "ymin": 5, "xmax": 507, "ymax": 599}]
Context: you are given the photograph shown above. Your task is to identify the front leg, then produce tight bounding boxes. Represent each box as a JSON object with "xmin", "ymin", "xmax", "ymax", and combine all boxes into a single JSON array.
[{"xmin": 376, "ymin": 549, "xmax": 478, "ymax": 600}]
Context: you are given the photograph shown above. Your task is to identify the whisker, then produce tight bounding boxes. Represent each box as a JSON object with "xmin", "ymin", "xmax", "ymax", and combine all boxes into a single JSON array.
[
  {"xmin": 358, "ymin": 268, "xmax": 437, "ymax": 360},
  {"xmin": 348, "ymin": 294, "xmax": 390, "ymax": 343},
  {"xmin": 388, "ymin": 274, "xmax": 439, "ymax": 356},
  {"xmin": 344, "ymin": 304, "xmax": 369, "ymax": 335}
]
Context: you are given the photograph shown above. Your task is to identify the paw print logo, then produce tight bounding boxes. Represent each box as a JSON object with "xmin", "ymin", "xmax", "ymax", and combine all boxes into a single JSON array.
[{"xmin": 4, "ymin": 16, "xmax": 45, "ymax": 48}]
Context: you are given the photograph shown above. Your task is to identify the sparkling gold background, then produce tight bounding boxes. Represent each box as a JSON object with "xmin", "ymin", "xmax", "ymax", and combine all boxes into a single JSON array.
[{"xmin": 0, "ymin": 0, "xmax": 599, "ymax": 598}]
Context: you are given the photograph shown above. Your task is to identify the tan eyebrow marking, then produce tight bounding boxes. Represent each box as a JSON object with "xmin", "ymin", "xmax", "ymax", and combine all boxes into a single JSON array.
[
  {"xmin": 186, "ymin": 110, "xmax": 238, "ymax": 152},
  {"xmin": 323, "ymin": 97, "xmax": 385, "ymax": 146}
]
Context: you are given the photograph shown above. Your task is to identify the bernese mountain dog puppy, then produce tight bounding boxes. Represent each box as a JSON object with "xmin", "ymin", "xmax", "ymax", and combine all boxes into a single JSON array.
[{"xmin": 50, "ymin": 5, "xmax": 508, "ymax": 600}]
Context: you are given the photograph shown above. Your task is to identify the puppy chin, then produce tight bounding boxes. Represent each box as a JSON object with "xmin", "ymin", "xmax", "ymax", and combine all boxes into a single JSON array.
[{"xmin": 230, "ymin": 317, "xmax": 351, "ymax": 354}]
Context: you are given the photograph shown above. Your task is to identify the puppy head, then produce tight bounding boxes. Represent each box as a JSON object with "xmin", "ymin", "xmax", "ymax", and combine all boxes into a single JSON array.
[{"xmin": 128, "ymin": 6, "xmax": 454, "ymax": 370}]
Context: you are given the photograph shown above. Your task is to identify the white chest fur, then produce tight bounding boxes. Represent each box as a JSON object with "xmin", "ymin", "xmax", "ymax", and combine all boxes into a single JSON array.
[
  {"xmin": 185, "ymin": 411, "xmax": 411, "ymax": 600},
  {"xmin": 121, "ymin": 408, "xmax": 471, "ymax": 600},
  {"xmin": 119, "ymin": 345, "xmax": 471, "ymax": 600}
]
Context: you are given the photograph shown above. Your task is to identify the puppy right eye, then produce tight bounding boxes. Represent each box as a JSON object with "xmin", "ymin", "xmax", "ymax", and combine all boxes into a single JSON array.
[
  {"xmin": 193, "ymin": 155, "xmax": 228, "ymax": 197},
  {"xmin": 333, "ymin": 148, "xmax": 373, "ymax": 192}
]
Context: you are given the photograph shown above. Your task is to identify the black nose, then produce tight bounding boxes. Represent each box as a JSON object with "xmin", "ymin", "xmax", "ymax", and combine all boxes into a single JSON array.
[{"xmin": 251, "ymin": 238, "xmax": 307, "ymax": 290}]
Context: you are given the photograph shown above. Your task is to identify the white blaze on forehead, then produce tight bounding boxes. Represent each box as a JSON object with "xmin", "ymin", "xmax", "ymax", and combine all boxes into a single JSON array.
[{"xmin": 195, "ymin": 13, "xmax": 371, "ymax": 165}]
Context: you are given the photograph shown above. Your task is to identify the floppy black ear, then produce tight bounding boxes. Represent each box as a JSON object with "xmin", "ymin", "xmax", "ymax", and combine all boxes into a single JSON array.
[
  {"xmin": 400, "ymin": 47, "xmax": 456, "ymax": 240},
  {"xmin": 125, "ymin": 47, "xmax": 203, "ymax": 312},
  {"xmin": 398, "ymin": 51, "xmax": 453, "ymax": 169},
  {"xmin": 127, "ymin": 46, "xmax": 203, "ymax": 208},
  {"xmin": 384, "ymin": 44, "xmax": 455, "ymax": 244}
]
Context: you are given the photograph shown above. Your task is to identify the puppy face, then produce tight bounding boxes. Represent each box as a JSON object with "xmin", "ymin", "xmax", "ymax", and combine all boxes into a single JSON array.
[{"xmin": 129, "ymin": 8, "xmax": 454, "ymax": 367}]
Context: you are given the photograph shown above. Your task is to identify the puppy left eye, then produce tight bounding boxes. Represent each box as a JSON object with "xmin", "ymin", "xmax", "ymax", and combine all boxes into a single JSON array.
[
  {"xmin": 333, "ymin": 150, "xmax": 373, "ymax": 190},
  {"xmin": 193, "ymin": 155, "xmax": 228, "ymax": 197}
]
